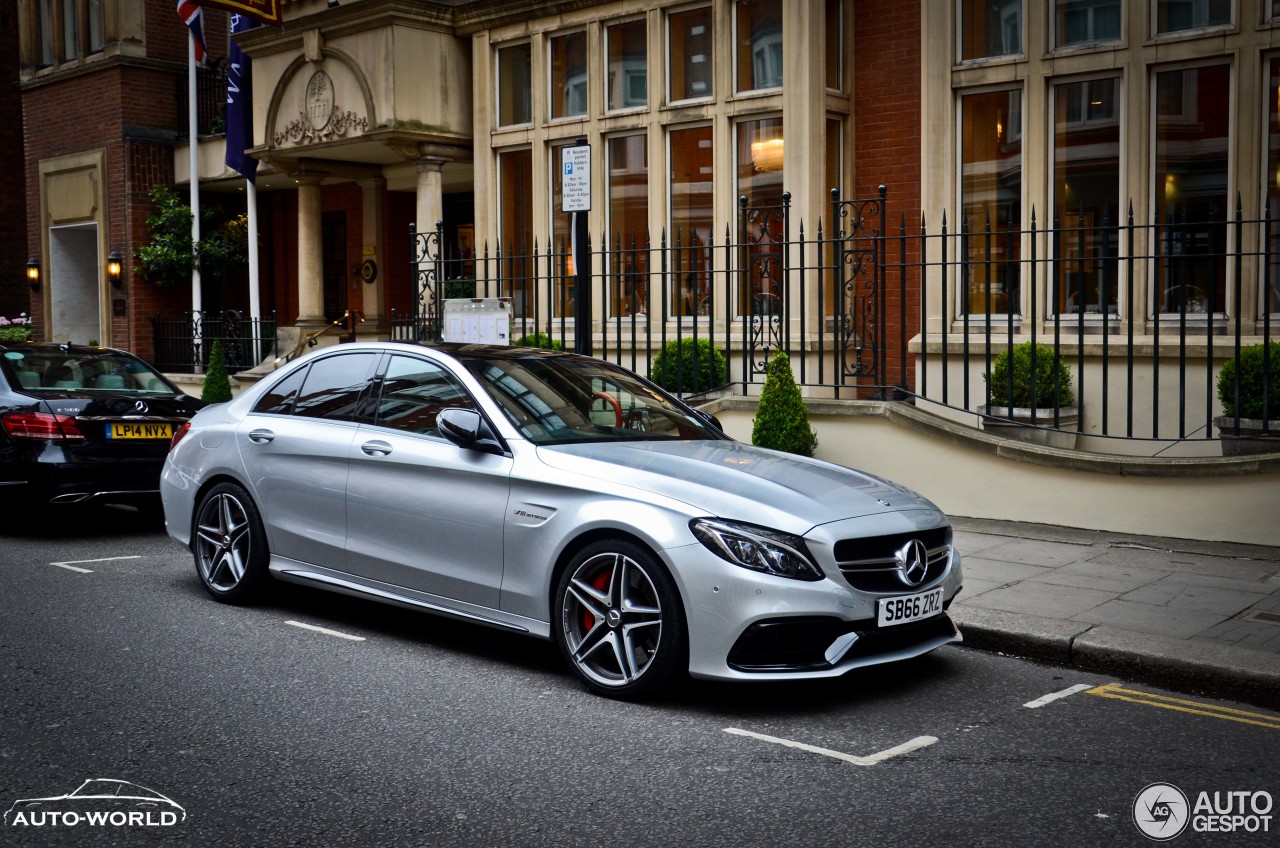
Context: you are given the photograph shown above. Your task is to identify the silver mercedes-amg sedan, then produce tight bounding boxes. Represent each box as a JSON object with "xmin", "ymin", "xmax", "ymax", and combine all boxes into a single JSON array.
[{"xmin": 161, "ymin": 342, "xmax": 962, "ymax": 699}]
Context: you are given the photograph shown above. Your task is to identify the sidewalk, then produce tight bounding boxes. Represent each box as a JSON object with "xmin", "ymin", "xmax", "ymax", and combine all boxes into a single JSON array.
[{"xmin": 947, "ymin": 518, "xmax": 1280, "ymax": 710}]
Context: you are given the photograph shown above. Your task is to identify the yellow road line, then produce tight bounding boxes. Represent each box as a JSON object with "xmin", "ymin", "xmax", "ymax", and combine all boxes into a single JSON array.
[{"xmin": 1086, "ymin": 683, "xmax": 1280, "ymax": 730}]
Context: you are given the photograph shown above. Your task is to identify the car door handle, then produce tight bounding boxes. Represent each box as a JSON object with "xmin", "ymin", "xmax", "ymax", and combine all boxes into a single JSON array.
[
  {"xmin": 361, "ymin": 440, "xmax": 393, "ymax": 456},
  {"xmin": 247, "ymin": 429, "xmax": 275, "ymax": 444}
]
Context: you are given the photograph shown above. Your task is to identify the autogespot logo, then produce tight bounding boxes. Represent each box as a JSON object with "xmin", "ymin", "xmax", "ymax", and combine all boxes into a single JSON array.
[
  {"xmin": 1134, "ymin": 782, "xmax": 1190, "ymax": 841},
  {"xmin": 4, "ymin": 779, "xmax": 186, "ymax": 829}
]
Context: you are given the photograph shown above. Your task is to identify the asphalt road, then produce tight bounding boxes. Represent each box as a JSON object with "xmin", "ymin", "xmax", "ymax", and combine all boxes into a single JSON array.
[{"xmin": 1, "ymin": 506, "xmax": 1276, "ymax": 847}]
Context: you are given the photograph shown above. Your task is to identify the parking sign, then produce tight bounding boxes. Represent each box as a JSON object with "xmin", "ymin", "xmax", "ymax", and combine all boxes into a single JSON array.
[{"xmin": 561, "ymin": 144, "xmax": 591, "ymax": 212}]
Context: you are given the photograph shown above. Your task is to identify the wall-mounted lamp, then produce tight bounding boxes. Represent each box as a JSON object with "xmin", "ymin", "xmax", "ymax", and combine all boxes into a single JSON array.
[
  {"xmin": 107, "ymin": 251, "xmax": 123, "ymax": 288},
  {"xmin": 26, "ymin": 257, "xmax": 40, "ymax": 291}
]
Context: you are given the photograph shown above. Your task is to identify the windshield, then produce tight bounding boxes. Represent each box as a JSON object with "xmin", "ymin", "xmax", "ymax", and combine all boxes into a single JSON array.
[
  {"xmin": 460, "ymin": 354, "xmax": 721, "ymax": 445},
  {"xmin": 1, "ymin": 349, "xmax": 181, "ymax": 396}
]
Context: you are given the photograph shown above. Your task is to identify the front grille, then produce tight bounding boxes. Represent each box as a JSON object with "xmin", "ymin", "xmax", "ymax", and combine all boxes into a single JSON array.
[{"xmin": 834, "ymin": 526, "xmax": 952, "ymax": 592}]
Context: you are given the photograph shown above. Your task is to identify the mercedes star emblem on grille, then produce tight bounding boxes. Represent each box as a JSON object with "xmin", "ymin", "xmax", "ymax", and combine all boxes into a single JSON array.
[
  {"xmin": 895, "ymin": 539, "xmax": 929, "ymax": 587},
  {"xmin": 134, "ymin": 401, "xmax": 149, "ymax": 413}
]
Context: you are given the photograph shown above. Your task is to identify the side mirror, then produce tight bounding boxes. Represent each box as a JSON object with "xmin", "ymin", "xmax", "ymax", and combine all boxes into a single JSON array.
[
  {"xmin": 438, "ymin": 408, "xmax": 506, "ymax": 455},
  {"xmin": 694, "ymin": 408, "xmax": 724, "ymax": 433}
]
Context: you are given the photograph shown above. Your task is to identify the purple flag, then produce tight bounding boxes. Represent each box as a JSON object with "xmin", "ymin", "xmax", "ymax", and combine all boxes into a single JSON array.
[{"xmin": 225, "ymin": 14, "xmax": 258, "ymax": 182}]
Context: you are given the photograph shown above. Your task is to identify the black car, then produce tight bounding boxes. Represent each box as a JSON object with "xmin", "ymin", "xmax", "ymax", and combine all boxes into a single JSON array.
[{"xmin": 0, "ymin": 341, "xmax": 206, "ymax": 511}]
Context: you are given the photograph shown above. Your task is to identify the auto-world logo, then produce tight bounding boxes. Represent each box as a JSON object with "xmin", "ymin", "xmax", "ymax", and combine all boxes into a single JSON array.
[
  {"xmin": 1134, "ymin": 782, "xmax": 1274, "ymax": 840},
  {"xmin": 4, "ymin": 779, "xmax": 186, "ymax": 828}
]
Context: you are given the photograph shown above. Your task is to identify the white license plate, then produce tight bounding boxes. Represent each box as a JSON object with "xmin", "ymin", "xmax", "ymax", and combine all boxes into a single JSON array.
[{"xmin": 877, "ymin": 587, "xmax": 944, "ymax": 627}]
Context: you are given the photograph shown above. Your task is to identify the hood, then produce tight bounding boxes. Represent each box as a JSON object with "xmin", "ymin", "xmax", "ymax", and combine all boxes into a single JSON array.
[{"xmin": 535, "ymin": 440, "xmax": 937, "ymax": 534}]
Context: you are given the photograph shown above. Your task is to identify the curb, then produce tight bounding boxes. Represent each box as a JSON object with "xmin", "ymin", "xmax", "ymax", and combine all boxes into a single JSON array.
[{"xmin": 951, "ymin": 606, "xmax": 1280, "ymax": 711}]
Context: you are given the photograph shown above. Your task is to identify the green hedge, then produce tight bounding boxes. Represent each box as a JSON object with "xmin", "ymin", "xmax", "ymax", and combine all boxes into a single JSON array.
[
  {"xmin": 1217, "ymin": 341, "xmax": 1280, "ymax": 420},
  {"xmin": 648, "ymin": 338, "xmax": 727, "ymax": 394},
  {"xmin": 985, "ymin": 341, "xmax": 1075, "ymax": 409}
]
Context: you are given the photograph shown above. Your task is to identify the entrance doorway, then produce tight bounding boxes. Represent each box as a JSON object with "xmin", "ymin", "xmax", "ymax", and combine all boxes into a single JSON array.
[
  {"xmin": 322, "ymin": 211, "xmax": 351, "ymax": 340},
  {"xmin": 49, "ymin": 223, "xmax": 103, "ymax": 345}
]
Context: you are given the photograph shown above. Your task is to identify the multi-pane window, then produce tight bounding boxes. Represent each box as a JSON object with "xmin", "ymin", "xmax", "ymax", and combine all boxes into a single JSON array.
[
  {"xmin": 824, "ymin": 116, "xmax": 844, "ymax": 314},
  {"xmin": 960, "ymin": 0, "xmax": 1023, "ymax": 61},
  {"xmin": 35, "ymin": 0, "xmax": 103, "ymax": 67},
  {"xmin": 669, "ymin": 6, "xmax": 713, "ymax": 101},
  {"xmin": 36, "ymin": 1, "xmax": 54, "ymax": 67},
  {"xmin": 1154, "ymin": 64, "xmax": 1229, "ymax": 315},
  {"xmin": 61, "ymin": 0, "xmax": 78, "ymax": 61},
  {"xmin": 961, "ymin": 88, "xmax": 1023, "ymax": 315},
  {"xmin": 550, "ymin": 141, "xmax": 576, "ymax": 317},
  {"xmin": 1265, "ymin": 57, "xmax": 1280, "ymax": 315},
  {"xmin": 606, "ymin": 19, "xmax": 647, "ymax": 111},
  {"xmin": 498, "ymin": 149, "xmax": 533, "ymax": 316},
  {"xmin": 497, "ymin": 42, "xmax": 532, "ymax": 126},
  {"xmin": 1053, "ymin": 77, "xmax": 1120, "ymax": 315},
  {"xmin": 608, "ymin": 134, "xmax": 649, "ymax": 317},
  {"xmin": 669, "ymin": 126, "xmax": 714, "ymax": 317},
  {"xmin": 735, "ymin": 0, "xmax": 782, "ymax": 92},
  {"xmin": 1154, "ymin": 0, "xmax": 1231, "ymax": 34},
  {"xmin": 738, "ymin": 117, "xmax": 785, "ymax": 316},
  {"xmin": 550, "ymin": 31, "xmax": 587, "ymax": 119},
  {"xmin": 825, "ymin": 0, "xmax": 843, "ymax": 91},
  {"xmin": 1053, "ymin": 0, "xmax": 1121, "ymax": 48}
]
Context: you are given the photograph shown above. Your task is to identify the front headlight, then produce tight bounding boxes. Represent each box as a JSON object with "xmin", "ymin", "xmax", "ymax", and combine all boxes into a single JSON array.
[{"xmin": 690, "ymin": 518, "xmax": 824, "ymax": 581}]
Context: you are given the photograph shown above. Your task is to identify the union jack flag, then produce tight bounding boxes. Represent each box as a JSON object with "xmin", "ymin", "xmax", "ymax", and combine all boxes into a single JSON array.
[{"xmin": 176, "ymin": 0, "xmax": 211, "ymax": 67}]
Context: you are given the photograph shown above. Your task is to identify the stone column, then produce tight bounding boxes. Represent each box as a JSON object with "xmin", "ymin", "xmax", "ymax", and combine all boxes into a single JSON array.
[
  {"xmin": 415, "ymin": 157, "xmax": 445, "ymax": 245},
  {"xmin": 295, "ymin": 174, "xmax": 326, "ymax": 329}
]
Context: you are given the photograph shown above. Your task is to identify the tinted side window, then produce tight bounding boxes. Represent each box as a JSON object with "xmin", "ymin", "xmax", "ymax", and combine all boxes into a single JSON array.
[
  {"xmin": 293, "ymin": 353, "xmax": 378, "ymax": 421},
  {"xmin": 253, "ymin": 365, "xmax": 308, "ymax": 415},
  {"xmin": 374, "ymin": 355, "xmax": 474, "ymax": 437}
]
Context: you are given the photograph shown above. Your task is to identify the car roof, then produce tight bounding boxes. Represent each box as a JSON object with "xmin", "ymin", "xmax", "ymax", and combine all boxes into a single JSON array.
[{"xmin": 0, "ymin": 340, "xmax": 137, "ymax": 357}]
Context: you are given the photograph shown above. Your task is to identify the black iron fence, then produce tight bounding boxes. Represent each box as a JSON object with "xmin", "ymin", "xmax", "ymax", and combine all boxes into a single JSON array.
[
  {"xmin": 405, "ymin": 189, "xmax": 891, "ymax": 396},
  {"xmin": 151, "ymin": 310, "xmax": 276, "ymax": 374},
  {"xmin": 403, "ymin": 190, "xmax": 1275, "ymax": 447}
]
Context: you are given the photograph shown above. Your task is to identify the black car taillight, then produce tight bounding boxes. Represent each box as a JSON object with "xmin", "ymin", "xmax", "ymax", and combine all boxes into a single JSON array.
[
  {"xmin": 1, "ymin": 411, "xmax": 85, "ymax": 441},
  {"xmin": 169, "ymin": 420, "xmax": 192, "ymax": 452}
]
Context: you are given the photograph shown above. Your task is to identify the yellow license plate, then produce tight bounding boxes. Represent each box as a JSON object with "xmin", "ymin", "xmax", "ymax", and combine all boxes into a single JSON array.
[{"xmin": 108, "ymin": 422, "xmax": 173, "ymax": 440}]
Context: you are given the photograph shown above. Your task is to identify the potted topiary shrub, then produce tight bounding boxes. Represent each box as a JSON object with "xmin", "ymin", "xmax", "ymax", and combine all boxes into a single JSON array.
[
  {"xmin": 1214, "ymin": 341, "xmax": 1280, "ymax": 456},
  {"xmin": 201, "ymin": 340, "xmax": 233, "ymax": 404},
  {"xmin": 752, "ymin": 351, "xmax": 817, "ymax": 457},
  {"xmin": 648, "ymin": 337, "xmax": 727, "ymax": 395},
  {"xmin": 979, "ymin": 341, "xmax": 1079, "ymax": 448}
]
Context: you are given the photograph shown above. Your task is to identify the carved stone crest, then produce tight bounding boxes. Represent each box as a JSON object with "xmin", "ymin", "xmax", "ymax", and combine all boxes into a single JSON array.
[
  {"xmin": 274, "ymin": 69, "xmax": 369, "ymax": 146},
  {"xmin": 306, "ymin": 71, "xmax": 334, "ymax": 131}
]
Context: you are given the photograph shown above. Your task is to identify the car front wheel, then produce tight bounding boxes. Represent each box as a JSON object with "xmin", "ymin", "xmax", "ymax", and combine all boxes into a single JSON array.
[
  {"xmin": 554, "ymin": 539, "xmax": 687, "ymax": 699},
  {"xmin": 193, "ymin": 482, "xmax": 269, "ymax": 603}
]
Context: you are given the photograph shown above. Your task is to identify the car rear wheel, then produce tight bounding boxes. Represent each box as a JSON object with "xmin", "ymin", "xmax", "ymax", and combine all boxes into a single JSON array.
[
  {"xmin": 554, "ymin": 539, "xmax": 686, "ymax": 699},
  {"xmin": 193, "ymin": 482, "xmax": 268, "ymax": 603}
]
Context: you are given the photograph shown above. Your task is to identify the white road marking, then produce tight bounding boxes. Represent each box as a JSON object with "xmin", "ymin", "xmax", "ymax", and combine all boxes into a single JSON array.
[
  {"xmin": 285, "ymin": 620, "xmax": 366, "ymax": 642},
  {"xmin": 49, "ymin": 562, "xmax": 94, "ymax": 574},
  {"xmin": 48, "ymin": 555, "xmax": 143, "ymax": 574},
  {"xmin": 1023, "ymin": 683, "xmax": 1093, "ymax": 709},
  {"xmin": 723, "ymin": 728, "xmax": 938, "ymax": 766}
]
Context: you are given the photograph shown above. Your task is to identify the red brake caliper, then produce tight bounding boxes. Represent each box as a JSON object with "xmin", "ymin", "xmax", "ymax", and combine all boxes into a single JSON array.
[{"xmin": 585, "ymin": 568, "xmax": 612, "ymax": 633}]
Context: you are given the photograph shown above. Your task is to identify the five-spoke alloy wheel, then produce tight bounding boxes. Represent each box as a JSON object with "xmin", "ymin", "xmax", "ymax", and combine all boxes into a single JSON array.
[
  {"xmin": 193, "ymin": 482, "xmax": 268, "ymax": 603},
  {"xmin": 554, "ymin": 539, "xmax": 686, "ymax": 699}
]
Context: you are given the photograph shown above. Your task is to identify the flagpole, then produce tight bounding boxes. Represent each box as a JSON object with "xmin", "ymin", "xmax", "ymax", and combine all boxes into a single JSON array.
[
  {"xmin": 247, "ymin": 179, "xmax": 259, "ymax": 323},
  {"xmin": 188, "ymin": 31, "xmax": 203, "ymax": 348}
]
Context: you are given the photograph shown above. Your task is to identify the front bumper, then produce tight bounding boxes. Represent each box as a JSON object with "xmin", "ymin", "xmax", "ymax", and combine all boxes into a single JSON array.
[{"xmin": 665, "ymin": 528, "xmax": 963, "ymax": 682}]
